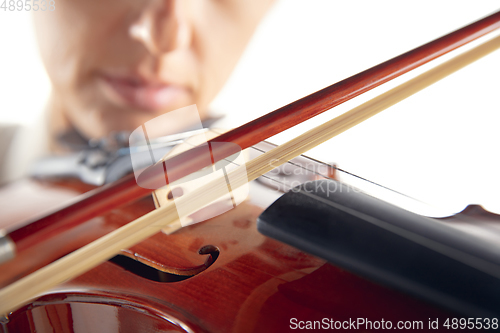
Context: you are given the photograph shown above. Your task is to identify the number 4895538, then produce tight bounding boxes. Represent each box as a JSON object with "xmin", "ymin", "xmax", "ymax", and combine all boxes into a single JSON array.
[
  {"xmin": 1, "ymin": 0, "xmax": 56, "ymax": 11},
  {"xmin": 443, "ymin": 318, "xmax": 498, "ymax": 330}
]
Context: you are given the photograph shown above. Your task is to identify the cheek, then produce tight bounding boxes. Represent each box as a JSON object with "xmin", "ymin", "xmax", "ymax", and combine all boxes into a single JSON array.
[
  {"xmin": 34, "ymin": 11, "xmax": 81, "ymax": 89},
  {"xmin": 34, "ymin": 1, "xmax": 138, "ymax": 91},
  {"xmin": 190, "ymin": 0, "xmax": 271, "ymax": 107}
]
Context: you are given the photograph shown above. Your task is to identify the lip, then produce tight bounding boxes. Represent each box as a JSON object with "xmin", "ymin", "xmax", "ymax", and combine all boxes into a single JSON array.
[{"xmin": 99, "ymin": 74, "xmax": 189, "ymax": 112}]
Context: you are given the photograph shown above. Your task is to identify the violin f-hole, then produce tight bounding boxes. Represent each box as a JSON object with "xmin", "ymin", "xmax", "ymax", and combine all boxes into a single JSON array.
[{"xmin": 109, "ymin": 245, "xmax": 219, "ymax": 283}]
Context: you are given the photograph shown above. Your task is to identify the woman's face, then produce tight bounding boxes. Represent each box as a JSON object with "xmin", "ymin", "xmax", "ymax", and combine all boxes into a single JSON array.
[{"xmin": 34, "ymin": 0, "xmax": 273, "ymax": 139}]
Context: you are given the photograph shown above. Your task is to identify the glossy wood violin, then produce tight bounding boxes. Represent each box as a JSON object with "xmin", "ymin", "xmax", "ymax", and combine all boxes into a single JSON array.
[{"xmin": 1, "ymin": 9, "xmax": 500, "ymax": 333}]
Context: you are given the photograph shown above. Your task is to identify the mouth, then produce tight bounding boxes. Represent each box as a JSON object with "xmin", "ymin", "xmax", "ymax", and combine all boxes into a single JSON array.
[{"xmin": 99, "ymin": 74, "xmax": 189, "ymax": 112}]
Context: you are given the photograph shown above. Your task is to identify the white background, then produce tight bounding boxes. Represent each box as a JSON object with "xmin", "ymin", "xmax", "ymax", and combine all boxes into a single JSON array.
[{"xmin": 1, "ymin": 1, "xmax": 499, "ymax": 214}]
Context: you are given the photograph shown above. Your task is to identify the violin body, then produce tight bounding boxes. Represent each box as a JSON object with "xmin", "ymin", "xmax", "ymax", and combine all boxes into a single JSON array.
[{"xmin": 0, "ymin": 161, "xmax": 455, "ymax": 333}]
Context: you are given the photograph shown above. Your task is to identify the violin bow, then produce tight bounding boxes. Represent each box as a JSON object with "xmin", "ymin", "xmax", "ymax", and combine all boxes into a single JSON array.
[
  {"xmin": 2, "ymin": 10, "xmax": 500, "ymax": 262},
  {"xmin": 1, "ymin": 27, "xmax": 500, "ymax": 316}
]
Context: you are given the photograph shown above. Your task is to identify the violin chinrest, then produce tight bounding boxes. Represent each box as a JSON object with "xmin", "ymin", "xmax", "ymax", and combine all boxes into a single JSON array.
[{"xmin": 257, "ymin": 179, "xmax": 500, "ymax": 317}]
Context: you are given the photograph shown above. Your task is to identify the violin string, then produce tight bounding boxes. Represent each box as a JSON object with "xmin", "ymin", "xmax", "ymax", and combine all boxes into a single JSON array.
[
  {"xmin": 299, "ymin": 154, "xmax": 430, "ymax": 204},
  {"xmin": 142, "ymin": 130, "xmax": 429, "ymax": 206},
  {"xmin": 149, "ymin": 115, "xmax": 469, "ymax": 217},
  {"xmin": 172, "ymin": 137, "xmax": 448, "ymax": 210},
  {"xmin": 208, "ymin": 128, "xmax": 423, "ymax": 201},
  {"xmin": 165, "ymin": 138, "xmax": 328, "ymax": 192},
  {"xmin": 162, "ymin": 132, "xmax": 495, "ymax": 219},
  {"xmin": 247, "ymin": 145, "xmax": 428, "ymax": 205},
  {"xmin": 160, "ymin": 134, "xmax": 436, "ymax": 213},
  {"xmin": 189, "ymin": 129, "xmax": 385, "ymax": 190}
]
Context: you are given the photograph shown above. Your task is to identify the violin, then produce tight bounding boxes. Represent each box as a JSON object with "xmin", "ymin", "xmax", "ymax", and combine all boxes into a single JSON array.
[
  {"xmin": 1, "ymin": 8, "xmax": 500, "ymax": 333},
  {"xmin": 0, "ymin": 151, "xmax": 458, "ymax": 332}
]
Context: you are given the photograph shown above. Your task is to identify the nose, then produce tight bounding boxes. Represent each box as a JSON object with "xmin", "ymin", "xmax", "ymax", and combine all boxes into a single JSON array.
[{"xmin": 129, "ymin": 0, "xmax": 190, "ymax": 55}]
